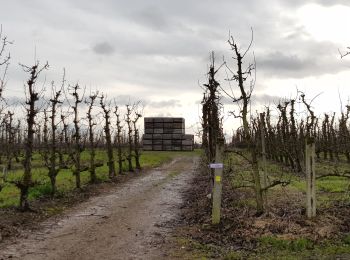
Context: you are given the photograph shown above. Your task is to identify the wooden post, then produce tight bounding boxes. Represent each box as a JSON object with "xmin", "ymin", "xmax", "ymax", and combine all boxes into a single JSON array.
[
  {"xmin": 260, "ymin": 113, "xmax": 268, "ymax": 193},
  {"xmin": 212, "ymin": 138, "xmax": 224, "ymax": 224},
  {"xmin": 305, "ymin": 138, "xmax": 316, "ymax": 218}
]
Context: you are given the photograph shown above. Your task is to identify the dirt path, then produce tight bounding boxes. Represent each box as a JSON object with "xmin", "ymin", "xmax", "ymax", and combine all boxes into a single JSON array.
[{"xmin": 0, "ymin": 156, "xmax": 199, "ymax": 260}]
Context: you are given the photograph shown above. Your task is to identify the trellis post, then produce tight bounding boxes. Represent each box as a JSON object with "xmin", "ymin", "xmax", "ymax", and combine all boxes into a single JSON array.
[
  {"xmin": 212, "ymin": 138, "xmax": 224, "ymax": 224},
  {"xmin": 306, "ymin": 138, "xmax": 316, "ymax": 218}
]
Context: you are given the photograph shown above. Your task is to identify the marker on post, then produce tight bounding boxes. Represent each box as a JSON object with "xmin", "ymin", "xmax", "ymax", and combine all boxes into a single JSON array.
[
  {"xmin": 210, "ymin": 163, "xmax": 224, "ymax": 169},
  {"xmin": 211, "ymin": 138, "xmax": 224, "ymax": 225}
]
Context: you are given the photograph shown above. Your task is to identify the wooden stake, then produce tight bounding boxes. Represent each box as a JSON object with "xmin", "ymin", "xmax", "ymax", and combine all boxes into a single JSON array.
[
  {"xmin": 260, "ymin": 113, "xmax": 268, "ymax": 195},
  {"xmin": 212, "ymin": 138, "xmax": 224, "ymax": 224},
  {"xmin": 306, "ymin": 138, "xmax": 316, "ymax": 218}
]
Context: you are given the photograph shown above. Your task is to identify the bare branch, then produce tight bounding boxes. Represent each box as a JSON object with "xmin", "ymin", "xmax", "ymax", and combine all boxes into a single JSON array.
[
  {"xmin": 242, "ymin": 27, "xmax": 254, "ymax": 58},
  {"xmin": 339, "ymin": 47, "xmax": 350, "ymax": 59}
]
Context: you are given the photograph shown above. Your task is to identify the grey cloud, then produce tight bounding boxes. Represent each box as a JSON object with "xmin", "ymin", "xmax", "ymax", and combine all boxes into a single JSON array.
[
  {"xmin": 221, "ymin": 96, "xmax": 235, "ymax": 105},
  {"xmin": 259, "ymin": 51, "xmax": 309, "ymax": 73},
  {"xmin": 1, "ymin": 0, "xmax": 350, "ymax": 116},
  {"xmin": 3, "ymin": 96, "xmax": 23, "ymax": 107},
  {"xmin": 93, "ymin": 42, "xmax": 115, "ymax": 55},
  {"xmin": 308, "ymin": 0, "xmax": 348, "ymax": 6},
  {"xmin": 257, "ymin": 38, "xmax": 350, "ymax": 78},
  {"xmin": 274, "ymin": 0, "xmax": 349, "ymax": 8},
  {"xmin": 147, "ymin": 99, "xmax": 182, "ymax": 108},
  {"xmin": 103, "ymin": 95, "xmax": 145, "ymax": 108},
  {"xmin": 108, "ymin": 28, "xmax": 216, "ymax": 59},
  {"xmin": 131, "ymin": 6, "xmax": 170, "ymax": 32},
  {"xmin": 221, "ymin": 94, "xmax": 281, "ymax": 106},
  {"xmin": 154, "ymin": 112, "xmax": 173, "ymax": 117},
  {"xmin": 4, "ymin": 95, "xmax": 49, "ymax": 112},
  {"xmin": 252, "ymin": 94, "xmax": 283, "ymax": 106}
]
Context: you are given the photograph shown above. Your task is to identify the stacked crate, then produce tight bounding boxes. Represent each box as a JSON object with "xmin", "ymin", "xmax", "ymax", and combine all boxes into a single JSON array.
[{"xmin": 142, "ymin": 117, "xmax": 194, "ymax": 151}]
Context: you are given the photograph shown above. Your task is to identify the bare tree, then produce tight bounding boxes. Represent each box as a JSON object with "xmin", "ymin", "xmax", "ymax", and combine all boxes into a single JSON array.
[
  {"xmin": 201, "ymin": 52, "xmax": 223, "ymax": 163},
  {"xmin": 114, "ymin": 105, "xmax": 124, "ymax": 175},
  {"xmin": 300, "ymin": 93, "xmax": 317, "ymax": 140},
  {"xmin": 339, "ymin": 106, "xmax": 350, "ymax": 162},
  {"xmin": 86, "ymin": 91, "xmax": 102, "ymax": 183},
  {"xmin": 69, "ymin": 84, "xmax": 86, "ymax": 189},
  {"xmin": 43, "ymin": 83, "xmax": 63, "ymax": 196},
  {"xmin": 17, "ymin": 62, "xmax": 48, "ymax": 210},
  {"xmin": 4, "ymin": 111, "xmax": 15, "ymax": 170},
  {"xmin": 289, "ymin": 99, "xmax": 303, "ymax": 172},
  {"xmin": 58, "ymin": 112, "xmax": 69, "ymax": 169},
  {"xmin": 201, "ymin": 92, "xmax": 209, "ymax": 156},
  {"xmin": 100, "ymin": 94, "xmax": 116, "ymax": 179},
  {"xmin": 41, "ymin": 107, "xmax": 50, "ymax": 180},
  {"xmin": 0, "ymin": 118, "xmax": 6, "ymax": 164},
  {"xmin": 132, "ymin": 107, "xmax": 142, "ymax": 170},
  {"xmin": 225, "ymin": 32, "xmax": 265, "ymax": 215},
  {"xmin": 14, "ymin": 119, "xmax": 22, "ymax": 163},
  {"xmin": 125, "ymin": 104, "xmax": 134, "ymax": 172},
  {"xmin": 0, "ymin": 25, "xmax": 12, "ymax": 98}
]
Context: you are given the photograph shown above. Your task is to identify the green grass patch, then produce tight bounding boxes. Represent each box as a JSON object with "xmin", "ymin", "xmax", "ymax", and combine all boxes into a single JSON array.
[
  {"xmin": 141, "ymin": 149, "xmax": 201, "ymax": 168},
  {"xmin": 258, "ymin": 236, "xmax": 313, "ymax": 251},
  {"xmin": 226, "ymin": 152, "xmax": 350, "ymax": 194},
  {"xmin": 317, "ymin": 176, "xmax": 349, "ymax": 193},
  {"xmin": 0, "ymin": 149, "xmax": 200, "ymax": 208},
  {"xmin": 223, "ymin": 236, "xmax": 350, "ymax": 259}
]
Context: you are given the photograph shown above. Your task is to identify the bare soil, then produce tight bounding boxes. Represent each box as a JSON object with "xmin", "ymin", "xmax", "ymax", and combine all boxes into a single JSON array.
[{"xmin": 0, "ymin": 156, "xmax": 199, "ymax": 260}]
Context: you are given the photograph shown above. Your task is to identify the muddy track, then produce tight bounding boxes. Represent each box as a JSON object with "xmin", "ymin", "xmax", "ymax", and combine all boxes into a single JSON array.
[{"xmin": 0, "ymin": 156, "xmax": 199, "ymax": 260}]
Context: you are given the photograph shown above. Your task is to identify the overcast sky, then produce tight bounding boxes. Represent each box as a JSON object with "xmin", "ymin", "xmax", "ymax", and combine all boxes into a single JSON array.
[{"xmin": 1, "ymin": 0, "xmax": 350, "ymax": 137}]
